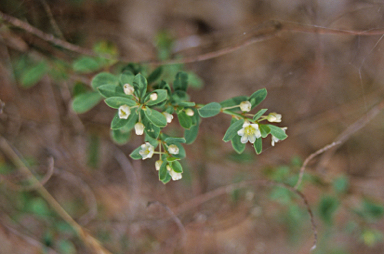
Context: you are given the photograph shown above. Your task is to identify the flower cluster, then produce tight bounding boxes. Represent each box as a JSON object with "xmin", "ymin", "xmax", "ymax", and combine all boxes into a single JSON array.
[{"xmin": 91, "ymin": 69, "xmax": 287, "ymax": 184}]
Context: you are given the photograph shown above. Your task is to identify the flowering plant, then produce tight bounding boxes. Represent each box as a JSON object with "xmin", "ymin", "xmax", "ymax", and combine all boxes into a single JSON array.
[{"xmin": 85, "ymin": 67, "xmax": 287, "ymax": 184}]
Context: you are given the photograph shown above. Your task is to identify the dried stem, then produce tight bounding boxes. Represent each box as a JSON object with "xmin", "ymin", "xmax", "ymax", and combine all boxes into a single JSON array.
[
  {"xmin": 2, "ymin": 10, "xmax": 384, "ymax": 65},
  {"xmin": 173, "ymin": 179, "xmax": 317, "ymax": 252},
  {"xmin": 294, "ymin": 100, "xmax": 384, "ymax": 189},
  {"xmin": 0, "ymin": 135, "xmax": 111, "ymax": 254}
]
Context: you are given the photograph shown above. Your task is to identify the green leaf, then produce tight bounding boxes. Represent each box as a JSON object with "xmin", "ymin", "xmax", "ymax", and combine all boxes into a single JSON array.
[
  {"xmin": 268, "ymin": 125, "xmax": 287, "ymax": 140},
  {"xmin": 73, "ymin": 57, "xmax": 100, "ymax": 73},
  {"xmin": 198, "ymin": 102, "xmax": 222, "ymax": 118},
  {"xmin": 259, "ymin": 124, "xmax": 271, "ymax": 138},
  {"xmin": 145, "ymin": 89, "xmax": 168, "ymax": 106},
  {"xmin": 332, "ymin": 175, "xmax": 349, "ymax": 194},
  {"xmin": 20, "ymin": 62, "xmax": 48, "ymax": 88},
  {"xmin": 173, "ymin": 71, "xmax": 188, "ymax": 91},
  {"xmin": 318, "ymin": 195, "xmax": 340, "ymax": 225},
  {"xmin": 98, "ymin": 84, "xmax": 120, "ymax": 98},
  {"xmin": 171, "ymin": 161, "xmax": 183, "ymax": 173},
  {"xmin": 358, "ymin": 199, "xmax": 384, "ymax": 221},
  {"xmin": 220, "ymin": 96, "xmax": 248, "ymax": 112},
  {"xmin": 121, "ymin": 109, "xmax": 139, "ymax": 131},
  {"xmin": 223, "ymin": 119, "xmax": 244, "ymax": 142},
  {"xmin": 177, "ymin": 101, "xmax": 196, "ymax": 107},
  {"xmin": 253, "ymin": 108, "xmax": 268, "ymax": 121},
  {"xmin": 129, "ymin": 146, "xmax": 142, "ymax": 160},
  {"xmin": 172, "ymin": 90, "xmax": 190, "ymax": 103},
  {"xmin": 145, "ymin": 132, "xmax": 159, "ymax": 147},
  {"xmin": 177, "ymin": 111, "xmax": 193, "ymax": 129},
  {"xmin": 254, "ymin": 138, "xmax": 262, "ymax": 154},
  {"xmin": 71, "ymin": 92, "xmax": 102, "ymax": 113},
  {"xmin": 144, "ymin": 122, "xmax": 160, "ymax": 139},
  {"xmin": 133, "ymin": 74, "xmax": 147, "ymax": 100},
  {"xmin": 186, "ymin": 71, "xmax": 203, "ymax": 88},
  {"xmin": 159, "ymin": 161, "xmax": 169, "ymax": 181},
  {"xmin": 104, "ymin": 97, "xmax": 137, "ymax": 108},
  {"xmin": 111, "ymin": 113, "xmax": 128, "ymax": 130},
  {"xmin": 144, "ymin": 107, "xmax": 167, "ymax": 127},
  {"xmin": 231, "ymin": 135, "xmax": 246, "ymax": 154},
  {"xmin": 184, "ymin": 123, "xmax": 199, "ymax": 144},
  {"xmin": 164, "ymin": 137, "xmax": 186, "ymax": 144},
  {"xmin": 58, "ymin": 239, "xmax": 76, "ymax": 254},
  {"xmin": 91, "ymin": 72, "xmax": 118, "ymax": 90},
  {"xmin": 119, "ymin": 72, "xmax": 135, "ymax": 86},
  {"xmin": 111, "ymin": 129, "xmax": 131, "ymax": 145},
  {"xmin": 166, "ymin": 157, "xmax": 180, "ymax": 162},
  {"xmin": 147, "ymin": 66, "xmax": 163, "ymax": 84},
  {"xmin": 170, "ymin": 143, "xmax": 186, "ymax": 159},
  {"xmin": 248, "ymin": 88, "xmax": 267, "ymax": 109},
  {"xmin": 30, "ymin": 198, "xmax": 50, "ymax": 217}
]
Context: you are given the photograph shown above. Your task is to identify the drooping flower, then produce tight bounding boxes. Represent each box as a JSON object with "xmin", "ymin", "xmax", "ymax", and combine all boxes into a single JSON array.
[
  {"xmin": 139, "ymin": 142, "xmax": 154, "ymax": 160},
  {"xmin": 239, "ymin": 101, "xmax": 252, "ymax": 112},
  {"xmin": 123, "ymin": 83, "xmax": 134, "ymax": 95},
  {"xmin": 168, "ymin": 144, "xmax": 179, "ymax": 155},
  {"xmin": 267, "ymin": 113, "xmax": 282, "ymax": 123},
  {"xmin": 134, "ymin": 122, "xmax": 145, "ymax": 135},
  {"xmin": 271, "ymin": 127, "xmax": 287, "ymax": 146},
  {"xmin": 118, "ymin": 105, "xmax": 131, "ymax": 119},
  {"xmin": 150, "ymin": 93, "xmax": 158, "ymax": 101},
  {"xmin": 237, "ymin": 121, "xmax": 261, "ymax": 144},
  {"xmin": 167, "ymin": 165, "xmax": 182, "ymax": 181},
  {"xmin": 162, "ymin": 112, "xmax": 173, "ymax": 123},
  {"xmin": 155, "ymin": 160, "xmax": 163, "ymax": 171},
  {"xmin": 185, "ymin": 108, "xmax": 194, "ymax": 116}
]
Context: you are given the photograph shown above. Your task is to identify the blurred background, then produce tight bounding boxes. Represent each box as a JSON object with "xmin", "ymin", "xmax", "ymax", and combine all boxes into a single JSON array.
[{"xmin": 1, "ymin": 0, "xmax": 384, "ymax": 253}]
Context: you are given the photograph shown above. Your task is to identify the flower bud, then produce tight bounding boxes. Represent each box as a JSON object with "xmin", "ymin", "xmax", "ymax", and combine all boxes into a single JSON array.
[
  {"xmin": 239, "ymin": 101, "xmax": 252, "ymax": 112},
  {"xmin": 185, "ymin": 108, "xmax": 194, "ymax": 116},
  {"xmin": 162, "ymin": 112, "xmax": 173, "ymax": 123},
  {"xmin": 267, "ymin": 113, "xmax": 282, "ymax": 123},
  {"xmin": 118, "ymin": 105, "xmax": 131, "ymax": 119},
  {"xmin": 123, "ymin": 83, "xmax": 134, "ymax": 95},
  {"xmin": 134, "ymin": 122, "xmax": 145, "ymax": 135},
  {"xmin": 155, "ymin": 160, "xmax": 163, "ymax": 171},
  {"xmin": 168, "ymin": 144, "xmax": 179, "ymax": 155},
  {"xmin": 150, "ymin": 93, "xmax": 158, "ymax": 101}
]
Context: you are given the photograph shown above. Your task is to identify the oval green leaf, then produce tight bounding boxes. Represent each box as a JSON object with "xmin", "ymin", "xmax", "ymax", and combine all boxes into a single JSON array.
[
  {"xmin": 105, "ymin": 97, "xmax": 137, "ymax": 109},
  {"xmin": 223, "ymin": 119, "xmax": 244, "ymax": 142},
  {"xmin": 198, "ymin": 102, "xmax": 222, "ymax": 118},
  {"xmin": 144, "ymin": 107, "xmax": 167, "ymax": 127},
  {"xmin": 91, "ymin": 72, "xmax": 118, "ymax": 90},
  {"xmin": 71, "ymin": 92, "xmax": 102, "ymax": 113}
]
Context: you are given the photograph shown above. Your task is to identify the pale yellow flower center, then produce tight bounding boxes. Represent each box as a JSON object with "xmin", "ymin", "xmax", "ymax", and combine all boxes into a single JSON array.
[{"xmin": 244, "ymin": 125, "xmax": 256, "ymax": 136}]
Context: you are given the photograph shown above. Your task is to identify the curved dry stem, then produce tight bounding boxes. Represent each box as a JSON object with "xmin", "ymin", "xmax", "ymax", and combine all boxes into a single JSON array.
[
  {"xmin": 147, "ymin": 201, "xmax": 187, "ymax": 246},
  {"xmin": 294, "ymin": 100, "xmax": 384, "ymax": 189},
  {"xmin": 2, "ymin": 10, "xmax": 384, "ymax": 65},
  {"xmin": 0, "ymin": 135, "xmax": 111, "ymax": 254},
  {"xmin": 173, "ymin": 179, "xmax": 317, "ymax": 252},
  {"xmin": 294, "ymin": 141, "xmax": 341, "ymax": 190}
]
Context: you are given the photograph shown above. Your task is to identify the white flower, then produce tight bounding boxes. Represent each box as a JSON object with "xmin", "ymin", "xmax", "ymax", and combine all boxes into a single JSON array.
[
  {"xmin": 118, "ymin": 105, "xmax": 131, "ymax": 119},
  {"xmin": 150, "ymin": 93, "xmax": 158, "ymax": 101},
  {"xmin": 123, "ymin": 83, "xmax": 134, "ymax": 95},
  {"xmin": 239, "ymin": 101, "xmax": 252, "ymax": 112},
  {"xmin": 168, "ymin": 144, "xmax": 179, "ymax": 155},
  {"xmin": 139, "ymin": 142, "xmax": 154, "ymax": 160},
  {"xmin": 167, "ymin": 165, "xmax": 182, "ymax": 181},
  {"xmin": 237, "ymin": 121, "xmax": 261, "ymax": 144},
  {"xmin": 134, "ymin": 122, "xmax": 145, "ymax": 135},
  {"xmin": 162, "ymin": 112, "xmax": 173, "ymax": 123},
  {"xmin": 267, "ymin": 113, "xmax": 282, "ymax": 123},
  {"xmin": 155, "ymin": 160, "xmax": 163, "ymax": 171},
  {"xmin": 271, "ymin": 127, "xmax": 287, "ymax": 146},
  {"xmin": 185, "ymin": 108, "xmax": 194, "ymax": 116}
]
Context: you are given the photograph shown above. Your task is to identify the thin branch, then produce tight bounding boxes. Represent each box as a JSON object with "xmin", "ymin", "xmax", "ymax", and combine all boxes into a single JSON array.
[
  {"xmin": 294, "ymin": 142, "xmax": 341, "ymax": 190},
  {"xmin": 2, "ymin": 10, "xmax": 384, "ymax": 65},
  {"xmin": 0, "ymin": 135, "xmax": 112, "ymax": 254},
  {"xmin": 40, "ymin": 0, "xmax": 65, "ymax": 39},
  {"xmin": 0, "ymin": 216, "xmax": 59, "ymax": 254},
  {"xmin": 294, "ymin": 100, "xmax": 384, "ymax": 189},
  {"xmin": 173, "ymin": 179, "xmax": 317, "ymax": 252},
  {"xmin": 147, "ymin": 201, "xmax": 187, "ymax": 245},
  {"xmin": 0, "ymin": 10, "xmax": 96, "ymax": 57}
]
